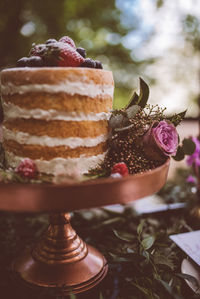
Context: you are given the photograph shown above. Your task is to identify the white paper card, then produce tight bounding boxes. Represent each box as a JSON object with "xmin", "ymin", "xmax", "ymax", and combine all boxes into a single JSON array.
[{"xmin": 170, "ymin": 230, "xmax": 200, "ymax": 266}]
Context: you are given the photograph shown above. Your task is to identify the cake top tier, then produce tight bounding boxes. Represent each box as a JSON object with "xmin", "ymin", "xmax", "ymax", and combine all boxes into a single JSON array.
[
  {"xmin": 1, "ymin": 67, "xmax": 114, "ymax": 86},
  {"xmin": 11, "ymin": 35, "xmax": 104, "ymax": 70}
]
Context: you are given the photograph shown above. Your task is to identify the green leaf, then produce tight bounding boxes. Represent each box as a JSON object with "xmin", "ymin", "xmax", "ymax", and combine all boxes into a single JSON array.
[
  {"xmin": 137, "ymin": 219, "xmax": 145, "ymax": 235},
  {"xmin": 182, "ymin": 138, "xmax": 196, "ymax": 155},
  {"xmin": 101, "ymin": 217, "xmax": 122, "ymax": 226},
  {"xmin": 126, "ymin": 105, "xmax": 141, "ymax": 119},
  {"xmin": 168, "ymin": 110, "xmax": 187, "ymax": 126},
  {"xmin": 131, "ymin": 281, "xmax": 151, "ymax": 296},
  {"xmin": 113, "ymin": 229, "xmax": 134, "ymax": 242},
  {"xmin": 109, "ymin": 252, "xmax": 133, "ymax": 263},
  {"xmin": 153, "ymin": 253, "xmax": 174, "ymax": 270},
  {"xmin": 99, "ymin": 292, "xmax": 104, "ymax": 299},
  {"xmin": 142, "ymin": 250, "xmax": 150, "ymax": 261},
  {"xmin": 138, "ymin": 78, "xmax": 150, "ymax": 108},
  {"xmin": 141, "ymin": 236, "xmax": 155, "ymax": 250},
  {"xmin": 109, "ymin": 114, "xmax": 124, "ymax": 129},
  {"xmin": 175, "ymin": 273, "xmax": 200, "ymax": 291},
  {"xmin": 126, "ymin": 91, "xmax": 139, "ymax": 109},
  {"xmin": 172, "ymin": 146, "xmax": 185, "ymax": 161},
  {"xmin": 157, "ymin": 279, "xmax": 182, "ymax": 299}
]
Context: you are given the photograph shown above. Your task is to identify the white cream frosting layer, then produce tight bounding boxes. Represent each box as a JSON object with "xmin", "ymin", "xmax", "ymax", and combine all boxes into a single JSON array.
[
  {"xmin": 1, "ymin": 81, "xmax": 114, "ymax": 98},
  {"xmin": 6, "ymin": 151, "xmax": 106, "ymax": 175},
  {"xmin": 2, "ymin": 102, "xmax": 111, "ymax": 121},
  {"xmin": 3, "ymin": 127, "xmax": 107, "ymax": 148}
]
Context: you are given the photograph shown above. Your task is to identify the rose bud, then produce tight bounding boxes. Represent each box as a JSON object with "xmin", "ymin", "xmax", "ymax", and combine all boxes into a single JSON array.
[{"xmin": 142, "ymin": 120, "xmax": 178, "ymax": 161}]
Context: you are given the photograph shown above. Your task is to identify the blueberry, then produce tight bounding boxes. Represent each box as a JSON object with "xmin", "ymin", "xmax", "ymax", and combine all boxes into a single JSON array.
[
  {"xmin": 16, "ymin": 57, "xmax": 30, "ymax": 67},
  {"xmin": 76, "ymin": 47, "xmax": 86, "ymax": 58},
  {"xmin": 46, "ymin": 39, "xmax": 57, "ymax": 44},
  {"xmin": 95, "ymin": 60, "xmax": 103, "ymax": 69},
  {"xmin": 28, "ymin": 56, "xmax": 44, "ymax": 67},
  {"xmin": 81, "ymin": 58, "xmax": 96, "ymax": 68}
]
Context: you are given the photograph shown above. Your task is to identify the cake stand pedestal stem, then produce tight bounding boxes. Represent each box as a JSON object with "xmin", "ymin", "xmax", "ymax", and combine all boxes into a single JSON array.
[{"xmin": 12, "ymin": 212, "xmax": 108, "ymax": 295}]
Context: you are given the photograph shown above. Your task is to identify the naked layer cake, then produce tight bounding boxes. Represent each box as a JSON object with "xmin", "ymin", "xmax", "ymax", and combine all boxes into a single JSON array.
[{"xmin": 1, "ymin": 66, "xmax": 114, "ymax": 175}]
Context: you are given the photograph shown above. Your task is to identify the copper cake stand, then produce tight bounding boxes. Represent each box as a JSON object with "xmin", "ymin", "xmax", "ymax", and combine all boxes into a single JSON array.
[{"xmin": 0, "ymin": 160, "xmax": 170, "ymax": 295}]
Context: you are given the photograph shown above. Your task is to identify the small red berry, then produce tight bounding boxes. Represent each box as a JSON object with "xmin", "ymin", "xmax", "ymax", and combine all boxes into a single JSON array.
[
  {"xmin": 111, "ymin": 162, "xmax": 129, "ymax": 177},
  {"xmin": 16, "ymin": 158, "xmax": 37, "ymax": 179},
  {"xmin": 59, "ymin": 36, "xmax": 76, "ymax": 48}
]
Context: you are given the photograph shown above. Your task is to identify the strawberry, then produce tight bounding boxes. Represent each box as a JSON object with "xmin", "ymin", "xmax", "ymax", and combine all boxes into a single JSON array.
[
  {"xmin": 29, "ymin": 41, "xmax": 84, "ymax": 67},
  {"xmin": 111, "ymin": 162, "xmax": 129, "ymax": 177},
  {"xmin": 59, "ymin": 36, "xmax": 76, "ymax": 48},
  {"xmin": 58, "ymin": 43, "xmax": 84, "ymax": 67}
]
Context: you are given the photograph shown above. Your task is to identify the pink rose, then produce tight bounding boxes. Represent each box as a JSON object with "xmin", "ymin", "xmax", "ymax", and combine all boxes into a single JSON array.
[{"xmin": 143, "ymin": 120, "xmax": 178, "ymax": 161}]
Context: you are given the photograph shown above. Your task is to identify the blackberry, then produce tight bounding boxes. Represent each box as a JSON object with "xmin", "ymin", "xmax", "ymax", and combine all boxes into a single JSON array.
[
  {"xmin": 29, "ymin": 44, "xmax": 46, "ymax": 56},
  {"xmin": 46, "ymin": 39, "xmax": 57, "ymax": 44},
  {"xmin": 28, "ymin": 56, "xmax": 44, "ymax": 67},
  {"xmin": 16, "ymin": 57, "xmax": 29, "ymax": 67},
  {"xmin": 81, "ymin": 58, "xmax": 96, "ymax": 68},
  {"xmin": 76, "ymin": 47, "xmax": 86, "ymax": 58},
  {"xmin": 95, "ymin": 60, "xmax": 103, "ymax": 69}
]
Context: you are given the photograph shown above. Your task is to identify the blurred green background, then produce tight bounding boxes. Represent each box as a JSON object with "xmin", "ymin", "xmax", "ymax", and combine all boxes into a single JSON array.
[{"xmin": 0, "ymin": 0, "xmax": 199, "ymax": 114}]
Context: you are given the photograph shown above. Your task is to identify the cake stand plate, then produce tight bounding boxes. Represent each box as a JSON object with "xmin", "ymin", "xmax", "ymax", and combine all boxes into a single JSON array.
[{"xmin": 0, "ymin": 160, "xmax": 170, "ymax": 295}]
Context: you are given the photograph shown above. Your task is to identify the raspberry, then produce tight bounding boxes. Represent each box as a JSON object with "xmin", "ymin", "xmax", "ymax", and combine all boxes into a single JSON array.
[
  {"xmin": 16, "ymin": 158, "xmax": 37, "ymax": 179},
  {"xmin": 111, "ymin": 162, "xmax": 129, "ymax": 177},
  {"xmin": 59, "ymin": 36, "xmax": 76, "ymax": 48},
  {"xmin": 58, "ymin": 43, "xmax": 85, "ymax": 67},
  {"xmin": 29, "ymin": 43, "xmax": 46, "ymax": 57}
]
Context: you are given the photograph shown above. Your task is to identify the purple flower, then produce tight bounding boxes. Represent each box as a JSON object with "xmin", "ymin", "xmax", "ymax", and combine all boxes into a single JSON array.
[
  {"xmin": 186, "ymin": 175, "xmax": 197, "ymax": 184},
  {"xmin": 142, "ymin": 120, "xmax": 179, "ymax": 161},
  {"xmin": 186, "ymin": 137, "xmax": 200, "ymax": 167}
]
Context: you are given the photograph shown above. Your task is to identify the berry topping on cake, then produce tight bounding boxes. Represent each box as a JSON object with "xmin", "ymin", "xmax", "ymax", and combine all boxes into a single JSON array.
[
  {"xmin": 16, "ymin": 35, "xmax": 103, "ymax": 68},
  {"xmin": 95, "ymin": 60, "xmax": 103, "ymax": 69},
  {"xmin": 111, "ymin": 162, "xmax": 129, "ymax": 177},
  {"xmin": 76, "ymin": 47, "xmax": 86, "ymax": 58},
  {"xmin": 59, "ymin": 36, "xmax": 76, "ymax": 48},
  {"xmin": 16, "ymin": 158, "xmax": 38, "ymax": 179},
  {"xmin": 28, "ymin": 56, "xmax": 44, "ymax": 67},
  {"xmin": 46, "ymin": 38, "xmax": 57, "ymax": 44},
  {"xmin": 57, "ymin": 43, "xmax": 85, "ymax": 67},
  {"xmin": 81, "ymin": 58, "xmax": 96, "ymax": 68},
  {"xmin": 16, "ymin": 57, "xmax": 30, "ymax": 67},
  {"xmin": 29, "ymin": 43, "xmax": 46, "ymax": 57},
  {"xmin": 29, "ymin": 41, "xmax": 84, "ymax": 67}
]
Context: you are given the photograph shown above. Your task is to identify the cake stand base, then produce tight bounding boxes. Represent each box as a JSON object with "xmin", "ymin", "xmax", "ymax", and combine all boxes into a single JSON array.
[{"xmin": 11, "ymin": 213, "xmax": 108, "ymax": 295}]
